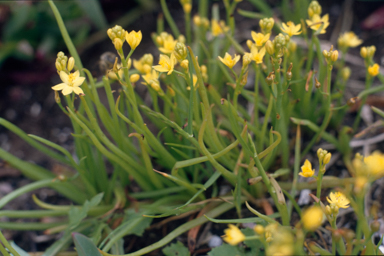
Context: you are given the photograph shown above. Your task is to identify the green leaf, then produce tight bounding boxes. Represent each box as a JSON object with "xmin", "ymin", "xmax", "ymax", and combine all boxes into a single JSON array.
[
  {"xmin": 208, "ymin": 244, "xmax": 243, "ymax": 256},
  {"xmin": 68, "ymin": 193, "xmax": 104, "ymax": 230},
  {"xmin": 241, "ymin": 228, "xmax": 265, "ymax": 256},
  {"xmin": 72, "ymin": 233, "xmax": 102, "ymax": 256},
  {"xmin": 162, "ymin": 241, "xmax": 190, "ymax": 256}
]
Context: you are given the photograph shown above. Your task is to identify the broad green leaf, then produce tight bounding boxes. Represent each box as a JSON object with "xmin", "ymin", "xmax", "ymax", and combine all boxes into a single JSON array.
[
  {"xmin": 73, "ymin": 233, "xmax": 102, "ymax": 256},
  {"xmin": 208, "ymin": 244, "xmax": 243, "ymax": 256},
  {"xmin": 162, "ymin": 241, "xmax": 190, "ymax": 256}
]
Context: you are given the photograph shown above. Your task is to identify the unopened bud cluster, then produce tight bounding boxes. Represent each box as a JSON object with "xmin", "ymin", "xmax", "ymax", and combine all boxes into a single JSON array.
[
  {"xmin": 317, "ymin": 148, "xmax": 331, "ymax": 173},
  {"xmin": 360, "ymin": 46, "xmax": 376, "ymax": 59},
  {"xmin": 322, "ymin": 45, "xmax": 338, "ymax": 64},
  {"xmin": 259, "ymin": 17, "xmax": 274, "ymax": 34},
  {"xmin": 107, "ymin": 25, "xmax": 126, "ymax": 50},
  {"xmin": 308, "ymin": 1, "xmax": 322, "ymax": 18}
]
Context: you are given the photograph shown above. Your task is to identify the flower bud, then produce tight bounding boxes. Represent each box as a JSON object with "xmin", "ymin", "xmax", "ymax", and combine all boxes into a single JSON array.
[
  {"xmin": 183, "ymin": 3, "xmax": 192, "ymax": 13},
  {"xmin": 246, "ymin": 39, "xmax": 253, "ymax": 50},
  {"xmin": 107, "ymin": 25, "xmax": 126, "ymax": 42},
  {"xmin": 360, "ymin": 47, "xmax": 367, "ymax": 58},
  {"xmin": 265, "ymin": 40, "xmax": 275, "ymax": 55},
  {"xmin": 254, "ymin": 225, "xmax": 265, "ymax": 235},
  {"xmin": 323, "ymin": 152, "xmax": 331, "ymax": 164},
  {"xmin": 55, "ymin": 61, "xmax": 62, "ymax": 72},
  {"xmin": 67, "ymin": 57, "xmax": 75, "ymax": 72},
  {"xmin": 243, "ymin": 52, "xmax": 252, "ymax": 67},
  {"xmin": 308, "ymin": 1, "xmax": 322, "ymax": 18},
  {"xmin": 315, "ymin": 77, "xmax": 321, "ymax": 89},
  {"xmin": 130, "ymin": 74, "xmax": 140, "ymax": 83},
  {"xmin": 331, "ymin": 50, "xmax": 339, "ymax": 62},
  {"xmin": 193, "ymin": 15, "xmax": 201, "ymax": 26},
  {"xmin": 178, "ymin": 34, "xmax": 186, "ymax": 44},
  {"xmin": 341, "ymin": 67, "xmax": 351, "ymax": 81},
  {"xmin": 288, "ymin": 41, "xmax": 297, "ymax": 53},
  {"xmin": 367, "ymin": 45, "xmax": 376, "ymax": 59},
  {"xmin": 370, "ymin": 221, "xmax": 381, "ymax": 233},
  {"xmin": 325, "ymin": 205, "xmax": 332, "ymax": 215},
  {"xmin": 180, "ymin": 59, "xmax": 189, "ymax": 70},
  {"xmin": 259, "ymin": 17, "xmax": 274, "ymax": 34},
  {"xmin": 174, "ymin": 42, "xmax": 188, "ymax": 61},
  {"xmin": 150, "ymin": 81, "xmax": 161, "ymax": 92},
  {"xmin": 113, "ymin": 38, "xmax": 123, "ymax": 50}
]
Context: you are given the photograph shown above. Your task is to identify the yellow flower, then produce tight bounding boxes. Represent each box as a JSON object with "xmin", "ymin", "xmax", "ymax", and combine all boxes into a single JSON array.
[
  {"xmin": 52, "ymin": 70, "xmax": 85, "ymax": 96},
  {"xmin": 223, "ymin": 224, "xmax": 245, "ymax": 245},
  {"xmin": 368, "ymin": 63, "xmax": 380, "ymax": 77},
  {"xmin": 364, "ymin": 151, "xmax": 384, "ymax": 176},
  {"xmin": 134, "ymin": 54, "xmax": 153, "ymax": 74},
  {"xmin": 299, "ymin": 159, "xmax": 315, "ymax": 178},
  {"xmin": 218, "ymin": 52, "xmax": 240, "ymax": 69},
  {"xmin": 251, "ymin": 31, "xmax": 270, "ymax": 46},
  {"xmin": 280, "ymin": 21, "xmax": 302, "ymax": 37},
  {"xmin": 327, "ymin": 192, "xmax": 350, "ymax": 209},
  {"xmin": 250, "ymin": 46, "xmax": 266, "ymax": 64},
  {"xmin": 211, "ymin": 19, "xmax": 229, "ymax": 37},
  {"xmin": 159, "ymin": 37, "xmax": 177, "ymax": 54},
  {"xmin": 153, "ymin": 53, "xmax": 177, "ymax": 75},
  {"xmin": 302, "ymin": 206, "xmax": 323, "ymax": 231},
  {"xmin": 125, "ymin": 30, "xmax": 142, "ymax": 50},
  {"xmin": 337, "ymin": 32, "xmax": 362, "ymax": 49},
  {"xmin": 306, "ymin": 14, "xmax": 329, "ymax": 34},
  {"xmin": 142, "ymin": 69, "xmax": 159, "ymax": 85}
]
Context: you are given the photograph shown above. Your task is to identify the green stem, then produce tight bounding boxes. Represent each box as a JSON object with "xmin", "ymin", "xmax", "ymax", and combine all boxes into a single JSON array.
[
  {"xmin": 0, "ymin": 230, "xmax": 20, "ymax": 256},
  {"xmin": 160, "ymin": 0, "xmax": 180, "ymax": 37}
]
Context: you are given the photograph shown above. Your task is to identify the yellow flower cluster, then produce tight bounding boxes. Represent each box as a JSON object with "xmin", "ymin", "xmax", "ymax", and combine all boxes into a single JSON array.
[
  {"xmin": 52, "ymin": 52, "xmax": 85, "ymax": 96},
  {"xmin": 107, "ymin": 25, "xmax": 142, "ymax": 50},
  {"xmin": 211, "ymin": 19, "xmax": 230, "ymax": 37},
  {"xmin": 280, "ymin": 21, "xmax": 302, "ymax": 37},
  {"xmin": 306, "ymin": 1, "xmax": 329, "ymax": 34}
]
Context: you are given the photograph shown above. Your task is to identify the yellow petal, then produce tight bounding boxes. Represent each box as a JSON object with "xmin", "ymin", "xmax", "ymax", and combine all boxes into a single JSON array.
[
  {"xmin": 73, "ymin": 87, "xmax": 84, "ymax": 95},
  {"xmin": 52, "ymin": 83, "xmax": 66, "ymax": 90},
  {"xmin": 62, "ymin": 86, "xmax": 73, "ymax": 95},
  {"xmin": 59, "ymin": 71, "xmax": 69, "ymax": 84}
]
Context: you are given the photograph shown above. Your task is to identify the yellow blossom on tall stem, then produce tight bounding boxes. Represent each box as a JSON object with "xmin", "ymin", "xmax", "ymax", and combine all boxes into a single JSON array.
[
  {"xmin": 153, "ymin": 53, "xmax": 177, "ymax": 75},
  {"xmin": 280, "ymin": 21, "xmax": 302, "ymax": 37},
  {"xmin": 337, "ymin": 32, "xmax": 362, "ymax": 49},
  {"xmin": 159, "ymin": 37, "xmax": 177, "ymax": 54},
  {"xmin": 125, "ymin": 30, "xmax": 142, "ymax": 50},
  {"xmin": 327, "ymin": 192, "xmax": 350, "ymax": 209},
  {"xmin": 218, "ymin": 52, "xmax": 240, "ymax": 69},
  {"xmin": 299, "ymin": 159, "xmax": 315, "ymax": 178},
  {"xmin": 306, "ymin": 14, "xmax": 329, "ymax": 34},
  {"xmin": 52, "ymin": 70, "xmax": 85, "ymax": 96},
  {"xmin": 223, "ymin": 224, "xmax": 245, "ymax": 245},
  {"xmin": 368, "ymin": 63, "xmax": 380, "ymax": 77},
  {"xmin": 250, "ymin": 46, "xmax": 266, "ymax": 64},
  {"xmin": 211, "ymin": 19, "xmax": 229, "ymax": 37},
  {"xmin": 251, "ymin": 31, "xmax": 270, "ymax": 46}
]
